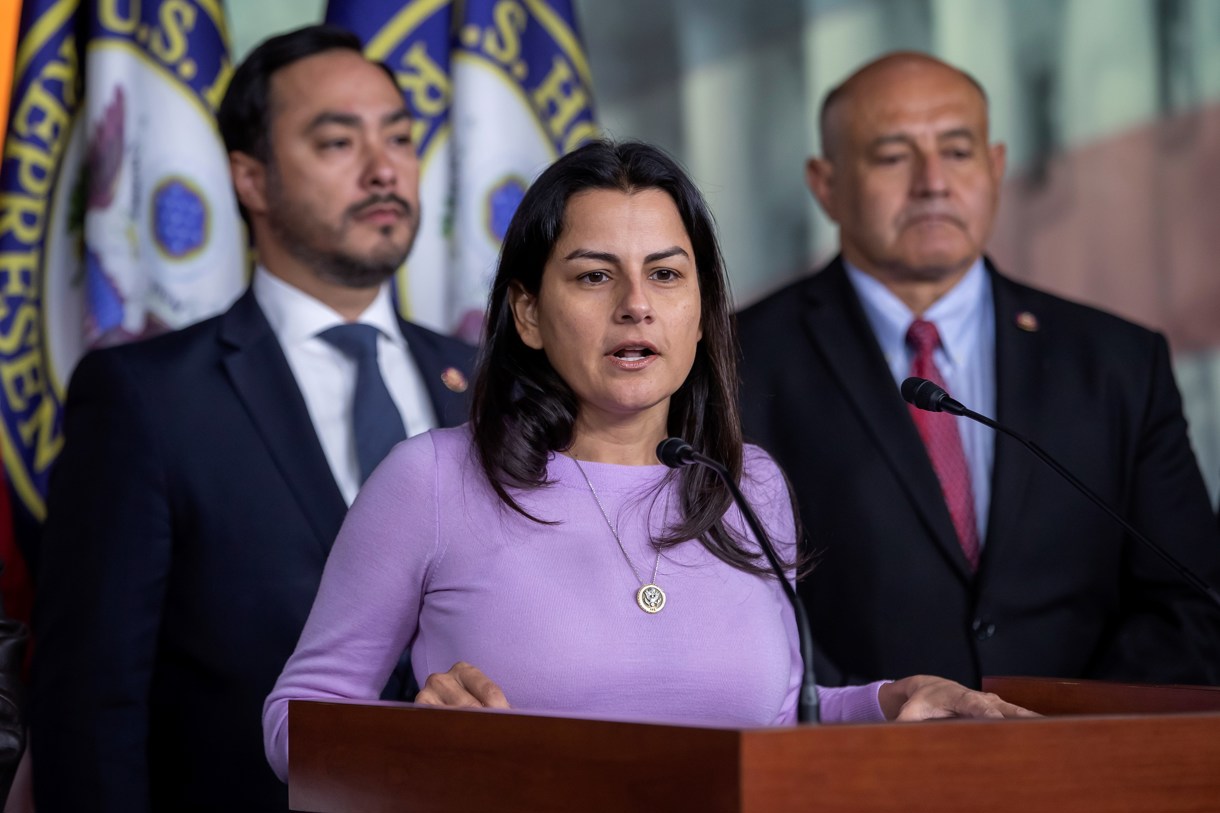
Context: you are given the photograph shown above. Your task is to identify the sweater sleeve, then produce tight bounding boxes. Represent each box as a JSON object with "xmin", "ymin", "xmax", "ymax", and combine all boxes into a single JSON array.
[
  {"xmin": 262, "ymin": 432, "xmax": 443, "ymax": 781},
  {"xmin": 818, "ymin": 682, "xmax": 888, "ymax": 723}
]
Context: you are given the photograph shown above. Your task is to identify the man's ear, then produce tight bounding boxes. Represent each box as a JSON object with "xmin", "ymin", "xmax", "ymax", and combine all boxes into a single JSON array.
[
  {"xmin": 989, "ymin": 141, "xmax": 1008, "ymax": 185},
  {"xmin": 508, "ymin": 282, "xmax": 544, "ymax": 350},
  {"xmin": 805, "ymin": 156, "xmax": 839, "ymax": 222},
  {"xmin": 230, "ymin": 152, "xmax": 268, "ymax": 216}
]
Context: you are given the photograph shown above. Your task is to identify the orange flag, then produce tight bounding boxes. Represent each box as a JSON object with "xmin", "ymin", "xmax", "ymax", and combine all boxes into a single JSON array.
[
  {"xmin": 0, "ymin": 0, "xmax": 20, "ymax": 145},
  {"xmin": 0, "ymin": 2, "xmax": 25, "ymax": 628}
]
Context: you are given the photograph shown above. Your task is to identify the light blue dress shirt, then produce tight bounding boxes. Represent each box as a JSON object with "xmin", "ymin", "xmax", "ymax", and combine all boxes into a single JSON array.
[{"xmin": 844, "ymin": 259, "xmax": 996, "ymax": 543}]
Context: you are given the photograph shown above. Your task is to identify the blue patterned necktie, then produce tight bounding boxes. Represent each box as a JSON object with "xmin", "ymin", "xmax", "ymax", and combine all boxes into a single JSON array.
[{"xmin": 318, "ymin": 323, "xmax": 407, "ymax": 483}]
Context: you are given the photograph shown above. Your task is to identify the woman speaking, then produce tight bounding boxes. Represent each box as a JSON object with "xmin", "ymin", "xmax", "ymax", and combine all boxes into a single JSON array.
[{"xmin": 263, "ymin": 140, "xmax": 1030, "ymax": 781}]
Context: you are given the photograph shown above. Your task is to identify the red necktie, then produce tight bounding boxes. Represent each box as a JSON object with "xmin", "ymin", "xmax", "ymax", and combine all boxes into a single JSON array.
[{"xmin": 906, "ymin": 319, "xmax": 980, "ymax": 571}]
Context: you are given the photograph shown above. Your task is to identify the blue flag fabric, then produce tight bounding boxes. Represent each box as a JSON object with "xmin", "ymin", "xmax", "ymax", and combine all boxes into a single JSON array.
[
  {"xmin": 0, "ymin": 0, "xmax": 243, "ymax": 586},
  {"xmin": 325, "ymin": 0, "xmax": 599, "ymax": 341}
]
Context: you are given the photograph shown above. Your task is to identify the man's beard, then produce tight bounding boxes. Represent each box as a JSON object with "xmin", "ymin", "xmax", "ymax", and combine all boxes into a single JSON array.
[
  {"xmin": 265, "ymin": 177, "xmax": 419, "ymax": 289},
  {"xmin": 290, "ymin": 221, "xmax": 414, "ymax": 289}
]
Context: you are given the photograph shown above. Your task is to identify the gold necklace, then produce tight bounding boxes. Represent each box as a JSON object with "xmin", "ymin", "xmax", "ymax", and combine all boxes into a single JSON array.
[{"xmin": 572, "ymin": 458, "xmax": 666, "ymax": 614}]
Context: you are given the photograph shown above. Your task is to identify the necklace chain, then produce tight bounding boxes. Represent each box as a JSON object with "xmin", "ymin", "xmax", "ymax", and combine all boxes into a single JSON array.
[{"xmin": 572, "ymin": 457, "xmax": 666, "ymax": 613}]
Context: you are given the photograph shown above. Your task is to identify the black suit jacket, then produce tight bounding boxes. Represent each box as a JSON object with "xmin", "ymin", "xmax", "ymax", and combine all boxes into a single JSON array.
[
  {"xmin": 738, "ymin": 257, "xmax": 1220, "ymax": 688},
  {"xmin": 31, "ymin": 289, "xmax": 474, "ymax": 812}
]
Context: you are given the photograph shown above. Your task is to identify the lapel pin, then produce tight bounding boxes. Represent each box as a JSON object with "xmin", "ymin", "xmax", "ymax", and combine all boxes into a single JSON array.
[
  {"xmin": 441, "ymin": 367, "xmax": 468, "ymax": 393},
  {"xmin": 1015, "ymin": 311, "xmax": 1039, "ymax": 332}
]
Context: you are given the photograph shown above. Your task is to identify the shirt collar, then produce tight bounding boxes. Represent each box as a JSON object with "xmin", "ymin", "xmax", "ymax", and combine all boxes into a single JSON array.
[
  {"xmin": 844, "ymin": 257, "xmax": 989, "ymax": 369},
  {"xmin": 252, "ymin": 266, "xmax": 402, "ymax": 347}
]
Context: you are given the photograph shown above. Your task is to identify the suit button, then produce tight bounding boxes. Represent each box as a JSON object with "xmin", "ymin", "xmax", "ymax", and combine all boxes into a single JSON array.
[{"xmin": 972, "ymin": 619, "xmax": 996, "ymax": 640}]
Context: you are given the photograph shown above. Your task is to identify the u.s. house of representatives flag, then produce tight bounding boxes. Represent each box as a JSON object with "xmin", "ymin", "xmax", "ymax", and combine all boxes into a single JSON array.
[
  {"xmin": 326, "ymin": 0, "xmax": 599, "ymax": 342},
  {"xmin": 0, "ymin": 0, "xmax": 243, "ymax": 593}
]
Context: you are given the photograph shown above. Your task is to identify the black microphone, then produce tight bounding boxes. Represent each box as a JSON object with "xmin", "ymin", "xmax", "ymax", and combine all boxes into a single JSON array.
[
  {"xmin": 901, "ymin": 376, "xmax": 1220, "ymax": 609},
  {"xmin": 900, "ymin": 376, "xmax": 967, "ymax": 416},
  {"xmin": 657, "ymin": 437, "xmax": 821, "ymax": 724}
]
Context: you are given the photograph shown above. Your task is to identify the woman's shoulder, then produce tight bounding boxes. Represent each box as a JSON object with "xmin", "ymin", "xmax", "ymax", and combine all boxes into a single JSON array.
[
  {"xmin": 740, "ymin": 442, "xmax": 798, "ymax": 550},
  {"xmin": 742, "ymin": 442, "xmax": 786, "ymax": 485},
  {"xmin": 423, "ymin": 423, "xmax": 476, "ymax": 455},
  {"xmin": 373, "ymin": 423, "xmax": 478, "ymax": 484},
  {"xmin": 394, "ymin": 423, "xmax": 473, "ymax": 457},
  {"xmin": 740, "ymin": 442, "xmax": 795, "ymax": 516}
]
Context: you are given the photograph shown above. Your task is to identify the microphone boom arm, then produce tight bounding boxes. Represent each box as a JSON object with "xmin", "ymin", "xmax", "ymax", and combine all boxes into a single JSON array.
[
  {"xmin": 960, "ymin": 405, "xmax": 1220, "ymax": 609},
  {"xmin": 660, "ymin": 439, "xmax": 821, "ymax": 723},
  {"xmin": 901, "ymin": 376, "xmax": 1220, "ymax": 610}
]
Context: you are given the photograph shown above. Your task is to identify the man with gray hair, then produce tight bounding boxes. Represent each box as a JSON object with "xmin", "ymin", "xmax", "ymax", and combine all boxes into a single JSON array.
[{"xmin": 738, "ymin": 52, "xmax": 1220, "ymax": 689}]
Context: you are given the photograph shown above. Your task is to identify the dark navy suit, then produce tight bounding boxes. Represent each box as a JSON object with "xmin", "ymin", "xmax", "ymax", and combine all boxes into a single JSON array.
[
  {"xmin": 31, "ymin": 288, "xmax": 474, "ymax": 812},
  {"xmin": 738, "ymin": 257, "xmax": 1220, "ymax": 689}
]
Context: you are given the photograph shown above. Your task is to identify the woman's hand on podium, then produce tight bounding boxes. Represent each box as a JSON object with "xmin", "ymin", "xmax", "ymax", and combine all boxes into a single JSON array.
[
  {"xmin": 415, "ymin": 661, "xmax": 512, "ymax": 709},
  {"xmin": 878, "ymin": 675, "xmax": 1040, "ymax": 721}
]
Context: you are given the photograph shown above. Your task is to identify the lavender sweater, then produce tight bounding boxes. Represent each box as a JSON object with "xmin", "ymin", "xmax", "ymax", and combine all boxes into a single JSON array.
[{"xmin": 264, "ymin": 426, "xmax": 884, "ymax": 780}]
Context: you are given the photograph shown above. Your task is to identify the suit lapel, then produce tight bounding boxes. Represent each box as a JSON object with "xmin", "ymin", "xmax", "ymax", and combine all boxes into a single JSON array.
[
  {"xmin": 804, "ymin": 261, "xmax": 971, "ymax": 576},
  {"xmin": 398, "ymin": 317, "xmax": 470, "ymax": 428},
  {"xmin": 983, "ymin": 266, "xmax": 1042, "ymax": 563},
  {"xmin": 219, "ymin": 289, "xmax": 348, "ymax": 554}
]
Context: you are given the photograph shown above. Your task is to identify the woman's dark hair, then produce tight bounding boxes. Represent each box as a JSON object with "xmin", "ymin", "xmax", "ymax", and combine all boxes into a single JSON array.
[{"xmin": 472, "ymin": 139, "xmax": 787, "ymax": 576}]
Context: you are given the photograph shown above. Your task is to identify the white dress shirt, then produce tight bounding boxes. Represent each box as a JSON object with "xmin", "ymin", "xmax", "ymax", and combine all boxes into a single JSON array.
[
  {"xmin": 253, "ymin": 267, "xmax": 436, "ymax": 505},
  {"xmin": 845, "ymin": 259, "xmax": 996, "ymax": 542}
]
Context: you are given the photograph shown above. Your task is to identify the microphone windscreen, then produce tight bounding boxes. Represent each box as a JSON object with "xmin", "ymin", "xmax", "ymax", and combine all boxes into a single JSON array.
[
  {"xmin": 656, "ymin": 437, "xmax": 694, "ymax": 468},
  {"xmin": 901, "ymin": 377, "xmax": 944, "ymax": 411}
]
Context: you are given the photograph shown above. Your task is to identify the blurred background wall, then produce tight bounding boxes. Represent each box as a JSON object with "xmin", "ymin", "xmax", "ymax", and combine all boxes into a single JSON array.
[{"xmin": 228, "ymin": 0, "xmax": 1220, "ymax": 504}]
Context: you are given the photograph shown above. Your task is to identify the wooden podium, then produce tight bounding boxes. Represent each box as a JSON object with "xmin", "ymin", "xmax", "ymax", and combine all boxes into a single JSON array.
[{"xmin": 288, "ymin": 678, "xmax": 1220, "ymax": 812}]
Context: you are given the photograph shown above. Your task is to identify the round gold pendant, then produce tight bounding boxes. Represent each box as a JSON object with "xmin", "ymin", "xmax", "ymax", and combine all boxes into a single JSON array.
[{"xmin": 636, "ymin": 583, "xmax": 666, "ymax": 614}]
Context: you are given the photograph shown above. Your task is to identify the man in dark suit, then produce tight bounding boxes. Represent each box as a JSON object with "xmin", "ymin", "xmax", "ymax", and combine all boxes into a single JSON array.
[
  {"xmin": 30, "ymin": 26, "xmax": 474, "ymax": 812},
  {"xmin": 738, "ymin": 52, "xmax": 1220, "ymax": 689}
]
